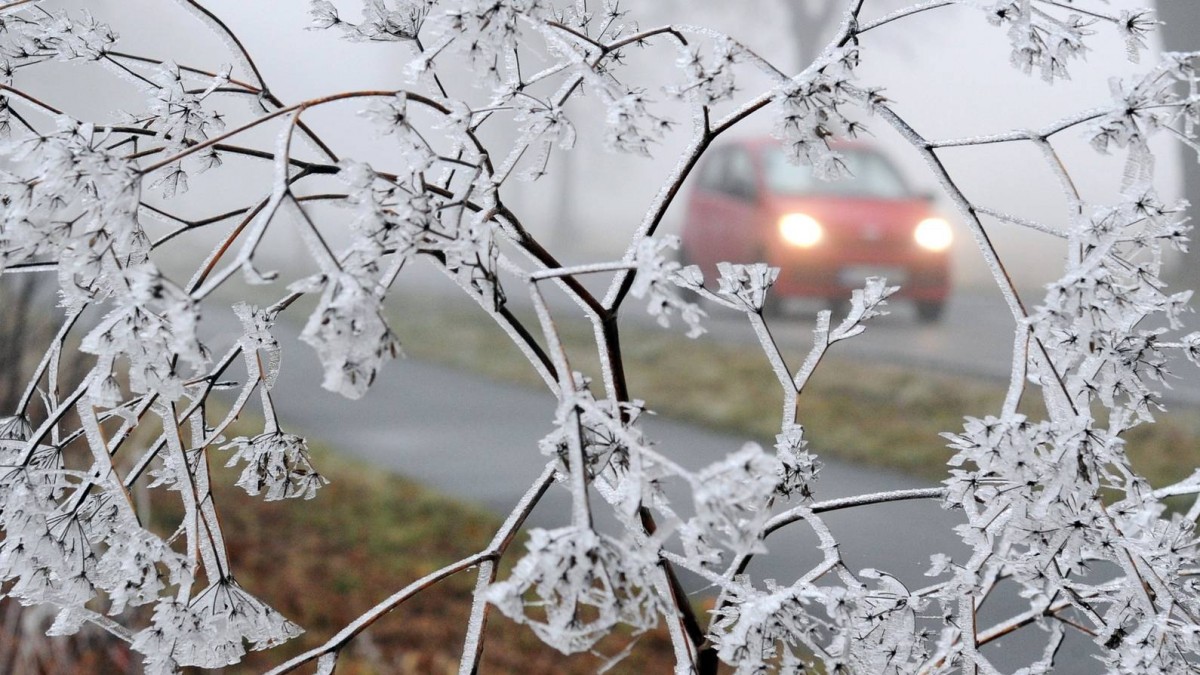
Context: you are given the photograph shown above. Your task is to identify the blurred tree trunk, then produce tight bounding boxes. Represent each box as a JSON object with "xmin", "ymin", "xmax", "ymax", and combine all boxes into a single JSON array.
[
  {"xmin": 0, "ymin": 276, "xmax": 39, "ymax": 413},
  {"xmin": 551, "ymin": 143, "xmax": 576, "ymax": 250},
  {"xmin": 1158, "ymin": 0, "xmax": 1200, "ymax": 289},
  {"xmin": 780, "ymin": 0, "xmax": 841, "ymax": 68}
]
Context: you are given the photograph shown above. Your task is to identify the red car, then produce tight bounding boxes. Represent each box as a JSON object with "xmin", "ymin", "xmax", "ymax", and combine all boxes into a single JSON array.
[{"xmin": 679, "ymin": 139, "xmax": 952, "ymax": 322}]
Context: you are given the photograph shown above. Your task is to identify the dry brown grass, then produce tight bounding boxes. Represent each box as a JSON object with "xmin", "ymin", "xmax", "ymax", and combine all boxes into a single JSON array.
[{"xmin": 178, "ymin": 441, "xmax": 682, "ymax": 674}]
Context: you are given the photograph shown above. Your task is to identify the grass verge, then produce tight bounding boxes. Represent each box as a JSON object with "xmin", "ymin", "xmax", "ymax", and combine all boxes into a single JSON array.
[
  {"xmin": 190, "ymin": 438, "xmax": 682, "ymax": 674},
  {"xmin": 140, "ymin": 438, "xmax": 678, "ymax": 674},
  {"xmin": 386, "ymin": 291, "xmax": 1200, "ymax": 488}
]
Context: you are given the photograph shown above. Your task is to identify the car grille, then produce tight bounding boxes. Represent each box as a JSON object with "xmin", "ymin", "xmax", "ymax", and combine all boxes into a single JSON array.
[{"xmin": 826, "ymin": 224, "xmax": 911, "ymax": 251}]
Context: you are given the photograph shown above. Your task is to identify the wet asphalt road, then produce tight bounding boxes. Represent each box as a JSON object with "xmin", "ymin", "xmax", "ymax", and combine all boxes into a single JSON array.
[{"xmin": 229, "ymin": 312, "xmax": 1100, "ymax": 673}]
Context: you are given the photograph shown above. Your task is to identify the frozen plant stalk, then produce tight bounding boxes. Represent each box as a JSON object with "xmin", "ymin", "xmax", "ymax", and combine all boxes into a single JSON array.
[{"xmin": 0, "ymin": 1, "xmax": 1197, "ymax": 673}]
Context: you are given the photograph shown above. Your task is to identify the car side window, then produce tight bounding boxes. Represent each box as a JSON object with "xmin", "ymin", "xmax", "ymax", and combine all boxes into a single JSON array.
[
  {"xmin": 723, "ymin": 148, "xmax": 758, "ymax": 202},
  {"xmin": 697, "ymin": 149, "xmax": 727, "ymax": 192}
]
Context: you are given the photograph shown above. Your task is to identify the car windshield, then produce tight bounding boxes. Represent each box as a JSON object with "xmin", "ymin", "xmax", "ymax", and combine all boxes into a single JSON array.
[{"xmin": 763, "ymin": 147, "xmax": 911, "ymax": 199}]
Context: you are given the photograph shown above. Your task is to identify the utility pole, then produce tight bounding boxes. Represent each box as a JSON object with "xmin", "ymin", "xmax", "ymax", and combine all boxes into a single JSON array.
[
  {"xmin": 780, "ymin": 0, "xmax": 842, "ymax": 68},
  {"xmin": 1158, "ymin": 0, "xmax": 1200, "ymax": 288}
]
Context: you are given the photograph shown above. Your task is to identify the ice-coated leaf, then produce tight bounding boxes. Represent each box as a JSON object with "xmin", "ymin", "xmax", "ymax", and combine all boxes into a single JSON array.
[
  {"xmin": 629, "ymin": 236, "xmax": 706, "ymax": 338},
  {"xmin": 689, "ymin": 443, "xmax": 782, "ymax": 556},
  {"xmin": 222, "ymin": 430, "xmax": 328, "ymax": 501},
  {"xmin": 299, "ymin": 273, "xmax": 402, "ymax": 399},
  {"xmin": 233, "ymin": 302, "xmax": 282, "ymax": 389}
]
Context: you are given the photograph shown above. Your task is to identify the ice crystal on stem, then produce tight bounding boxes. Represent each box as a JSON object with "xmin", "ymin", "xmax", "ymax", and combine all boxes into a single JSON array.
[
  {"xmin": 774, "ymin": 424, "xmax": 821, "ymax": 501},
  {"xmin": 983, "ymin": 0, "xmax": 1092, "ymax": 82},
  {"xmin": 296, "ymin": 272, "xmax": 402, "ymax": 399},
  {"xmin": 770, "ymin": 46, "xmax": 863, "ymax": 178},
  {"xmin": 0, "ymin": 415, "xmax": 32, "ymax": 442},
  {"xmin": 689, "ymin": 444, "xmax": 783, "ymax": 557},
  {"xmin": 486, "ymin": 527, "xmax": 660, "ymax": 655},
  {"xmin": 630, "ymin": 236, "xmax": 706, "ymax": 338},
  {"xmin": 132, "ymin": 578, "xmax": 300, "ymax": 671},
  {"xmin": 80, "ymin": 265, "xmax": 208, "ymax": 400},
  {"xmin": 716, "ymin": 262, "xmax": 780, "ymax": 314},
  {"xmin": 223, "ymin": 430, "xmax": 328, "ymax": 501}
]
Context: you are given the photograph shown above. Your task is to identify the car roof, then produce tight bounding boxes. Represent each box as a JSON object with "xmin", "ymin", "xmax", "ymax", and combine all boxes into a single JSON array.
[{"xmin": 718, "ymin": 136, "xmax": 880, "ymax": 154}]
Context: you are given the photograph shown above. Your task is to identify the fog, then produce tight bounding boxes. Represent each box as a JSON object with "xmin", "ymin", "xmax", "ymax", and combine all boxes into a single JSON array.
[{"xmin": 43, "ymin": 0, "xmax": 1188, "ymax": 293}]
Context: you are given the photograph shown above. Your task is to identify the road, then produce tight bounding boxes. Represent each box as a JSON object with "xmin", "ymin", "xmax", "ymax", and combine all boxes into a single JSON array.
[
  {"xmin": 268, "ymin": 352, "xmax": 966, "ymax": 587},
  {"xmin": 211, "ymin": 312, "xmax": 1101, "ymax": 673}
]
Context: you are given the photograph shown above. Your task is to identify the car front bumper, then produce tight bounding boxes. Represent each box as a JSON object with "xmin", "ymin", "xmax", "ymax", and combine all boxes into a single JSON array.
[{"xmin": 770, "ymin": 250, "xmax": 950, "ymax": 302}]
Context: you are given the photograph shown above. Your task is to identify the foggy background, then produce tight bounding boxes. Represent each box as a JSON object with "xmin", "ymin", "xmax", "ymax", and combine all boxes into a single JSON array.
[
  {"xmin": 40, "ymin": 0, "xmax": 1197, "ymax": 294},
  {"xmin": 7, "ymin": 5, "xmax": 1197, "ymax": 671}
]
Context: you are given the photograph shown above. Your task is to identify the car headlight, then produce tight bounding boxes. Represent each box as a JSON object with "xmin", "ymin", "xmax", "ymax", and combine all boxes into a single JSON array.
[
  {"xmin": 779, "ymin": 213, "xmax": 823, "ymax": 248},
  {"xmin": 914, "ymin": 217, "xmax": 952, "ymax": 252}
]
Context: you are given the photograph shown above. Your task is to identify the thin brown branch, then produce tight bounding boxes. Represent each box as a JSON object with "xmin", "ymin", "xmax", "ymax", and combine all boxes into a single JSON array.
[
  {"xmin": 138, "ymin": 90, "xmax": 447, "ymax": 176},
  {"xmin": 0, "ymin": 0, "xmax": 38, "ymax": 13},
  {"xmin": 0, "ymin": 83, "xmax": 63, "ymax": 116}
]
